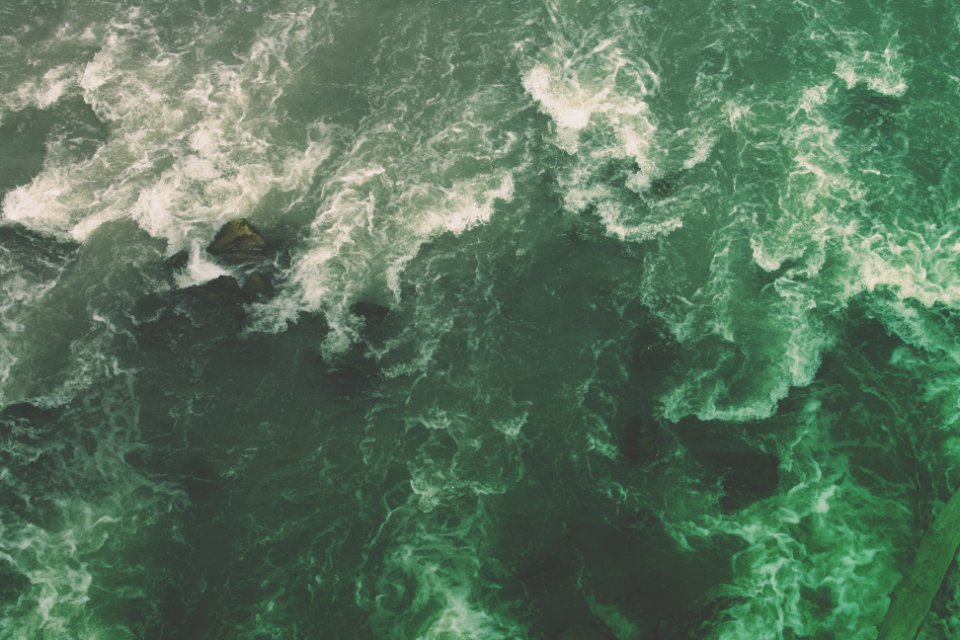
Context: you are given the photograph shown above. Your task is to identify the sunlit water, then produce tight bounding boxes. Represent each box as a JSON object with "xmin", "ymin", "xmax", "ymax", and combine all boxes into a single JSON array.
[{"xmin": 2, "ymin": 0, "xmax": 960, "ymax": 637}]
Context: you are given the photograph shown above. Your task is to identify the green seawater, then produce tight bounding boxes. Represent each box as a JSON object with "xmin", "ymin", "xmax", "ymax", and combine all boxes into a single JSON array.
[{"xmin": 2, "ymin": 0, "xmax": 960, "ymax": 637}]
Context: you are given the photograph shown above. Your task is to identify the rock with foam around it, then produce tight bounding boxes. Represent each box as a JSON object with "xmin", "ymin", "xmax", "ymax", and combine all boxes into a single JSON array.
[
  {"xmin": 241, "ymin": 273, "xmax": 273, "ymax": 301},
  {"xmin": 134, "ymin": 275, "xmax": 245, "ymax": 349},
  {"xmin": 207, "ymin": 219, "xmax": 267, "ymax": 263}
]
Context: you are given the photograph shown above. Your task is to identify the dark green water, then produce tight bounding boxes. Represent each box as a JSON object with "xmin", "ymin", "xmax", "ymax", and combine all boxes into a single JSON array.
[{"xmin": 2, "ymin": 0, "xmax": 960, "ymax": 637}]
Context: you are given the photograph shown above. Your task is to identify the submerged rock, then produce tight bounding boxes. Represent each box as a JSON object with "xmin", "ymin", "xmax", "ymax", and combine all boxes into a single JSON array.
[
  {"xmin": 134, "ymin": 275, "xmax": 245, "ymax": 348},
  {"xmin": 350, "ymin": 301, "xmax": 390, "ymax": 324},
  {"xmin": 190, "ymin": 274, "xmax": 243, "ymax": 303},
  {"xmin": 1, "ymin": 402, "xmax": 58, "ymax": 423},
  {"xmin": 619, "ymin": 414, "xmax": 666, "ymax": 466},
  {"xmin": 649, "ymin": 174, "xmax": 675, "ymax": 198},
  {"xmin": 207, "ymin": 218, "xmax": 267, "ymax": 263},
  {"xmin": 306, "ymin": 304, "xmax": 390, "ymax": 393},
  {"xmin": 705, "ymin": 450, "xmax": 780, "ymax": 512},
  {"xmin": 318, "ymin": 350, "xmax": 381, "ymax": 394},
  {"xmin": 672, "ymin": 418, "xmax": 780, "ymax": 512},
  {"xmin": 350, "ymin": 301, "xmax": 391, "ymax": 338},
  {"xmin": 0, "ymin": 224, "xmax": 79, "ymax": 276},
  {"xmin": 164, "ymin": 250, "xmax": 190, "ymax": 272},
  {"xmin": 843, "ymin": 86, "xmax": 900, "ymax": 134},
  {"xmin": 241, "ymin": 272, "xmax": 273, "ymax": 301},
  {"xmin": 0, "ymin": 563, "xmax": 29, "ymax": 608},
  {"xmin": 630, "ymin": 316, "xmax": 679, "ymax": 390}
]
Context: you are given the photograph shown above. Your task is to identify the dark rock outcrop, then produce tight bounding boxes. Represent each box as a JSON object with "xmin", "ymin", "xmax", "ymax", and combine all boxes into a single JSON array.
[
  {"xmin": 134, "ymin": 275, "xmax": 245, "ymax": 349},
  {"xmin": 135, "ymin": 219, "xmax": 277, "ymax": 349},
  {"xmin": 207, "ymin": 219, "xmax": 267, "ymax": 263},
  {"xmin": 164, "ymin": 250, "xmax": 190, "ymax": 272},
  {"xmin": 241, "ymin": 273, "xmax": 273, "ymax": 301}
]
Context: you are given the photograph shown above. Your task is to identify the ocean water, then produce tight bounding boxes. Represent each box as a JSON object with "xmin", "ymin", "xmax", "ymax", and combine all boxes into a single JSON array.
[{"xmin": 2, "ymin": 0, "xmax": 960, "ymax": 637}]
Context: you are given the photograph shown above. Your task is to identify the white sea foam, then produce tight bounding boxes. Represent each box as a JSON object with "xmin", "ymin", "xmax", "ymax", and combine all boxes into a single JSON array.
[
  {"xmin": 7, "ymin": 64, "xmax": 78, "ymax": 111},
  {"xmin": 522, "ymin": 53, "xmax": 658, "ymax": 164},
  {"xmin": 367, "ymin": 492, "xmax": 526, "ymax": 640},
  {"xmin": 415, "ymin": 173, "xmax": 514, "ymax": 238},
  {"xmin": 657, "ymin": 402, "xmax": 905, "ymax": 640},
  {"xmin": 0, "ymin": 10, "xmax": 341, "ymax": 631},
  {"xmin": 1, "ymin": 3, "xmax": 335, "ymax": 254},
  {"xmin": 833, "ymin": 45, "xmax": 907, "ymax": 97},
  {"xmin": 0, "ymin": 248, "xmax": 68, "ymax": 405},
  {"xmin": 599, "ymin": 207, "xmax": 682, "ymax": 242},
  {"xmin": 1, "ymin": 169, "xmax": 71, "ymax": 233},
  {"xmin": 520, "ymin": 13, "xmax": 691, "ymax": 248},
  {"xmin": 282, "ymin": 168, "xmax": 516, "ymax": 357},
  {"xmin": 0, "ymin": 369, "xmax": 186, "ymax": 637},
  {"xmin": 682, "ymin": 131, "xmax": 716, "ymax": 171},
  {"xmin": 173, "ymin": 239, "xmax": 231, "ymax": 288},
  {"xmin": 417, "ymin": 589, "xmax": 519, "ymax": 640},
  {"xmin": 249, "ymin": 59, "xmax": 523, "ymax": 354},
  {"xmin": 725, "ymin": 101, "xmax": 752, "ymax": 130},
  {"xmin": 585, "ymin": 595, "xmax": 642, "ymax": 640},
  {"xmin": 852, "ymin": 228, "xmax": 960, "ymax": 310},
  {"xmin": 648, "ymin": 65, "xmax": 884, "ymax": 423}
]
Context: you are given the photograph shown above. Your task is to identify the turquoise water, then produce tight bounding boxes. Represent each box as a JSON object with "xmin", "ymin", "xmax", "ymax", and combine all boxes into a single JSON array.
[{"xmin": 2, "ymin": 0, "xmax": 960, "ymax": 637}]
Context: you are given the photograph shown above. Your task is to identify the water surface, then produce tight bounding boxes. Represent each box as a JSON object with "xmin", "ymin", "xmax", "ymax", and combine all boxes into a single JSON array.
[{"xmin": 2, "ymin": 0, "xmax": 960, "ymax": 637}]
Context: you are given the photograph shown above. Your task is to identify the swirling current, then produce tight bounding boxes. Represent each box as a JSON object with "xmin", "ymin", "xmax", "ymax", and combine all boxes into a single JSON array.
[{"xmin": 2, "ymin": 0, "xmax": 960, "ymax": 638}]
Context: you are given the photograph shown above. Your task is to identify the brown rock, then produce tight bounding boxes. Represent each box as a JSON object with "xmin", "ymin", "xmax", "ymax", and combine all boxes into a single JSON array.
[{"xmin": 207, "ymin": 218, "xmax": 266, "ymax": 263}]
